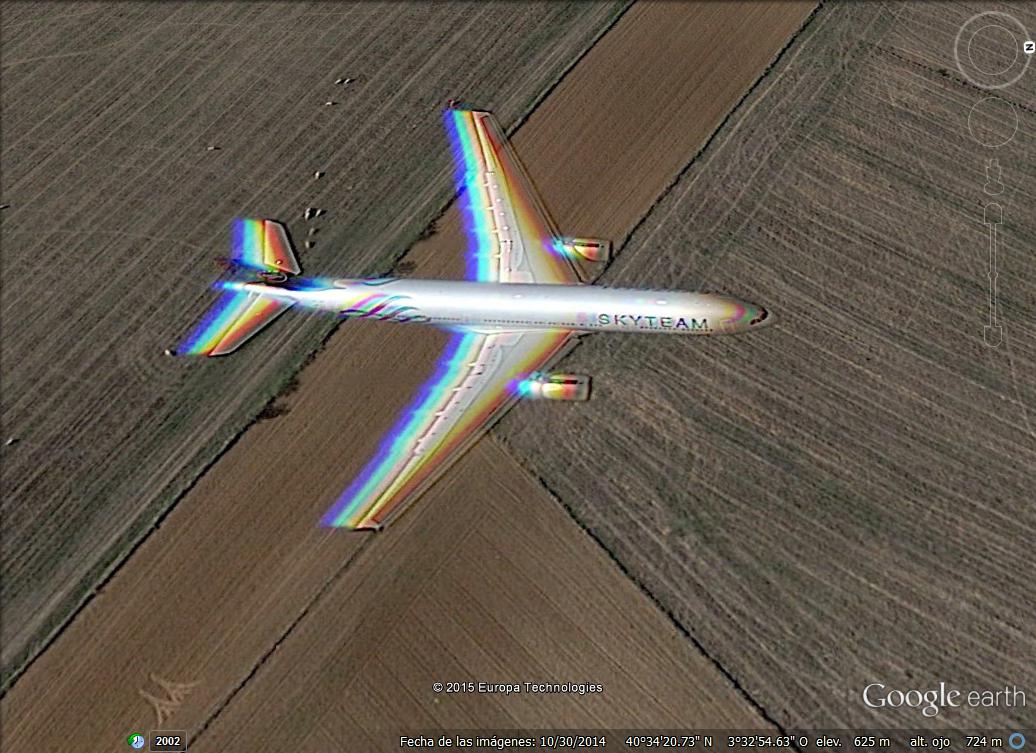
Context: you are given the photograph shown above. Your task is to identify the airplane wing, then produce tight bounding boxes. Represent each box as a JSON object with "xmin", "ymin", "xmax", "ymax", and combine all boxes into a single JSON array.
[
  {"xmin": 322, "ymin": 327, "xmax": 573, "ymax": 529},
  {"xmin": 446, "ymin": 109, "xmax": 582, "ymax": 284},
  {"xmin": 322, "ymin": 110, "xmax": 582, "ymax": 529}
]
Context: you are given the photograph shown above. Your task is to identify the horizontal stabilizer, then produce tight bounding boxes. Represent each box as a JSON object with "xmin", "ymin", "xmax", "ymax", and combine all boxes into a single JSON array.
[
  {"xmin": 231, "ymin": 218, "xmax": 301, "ymax": 275},
  {"xmin": 180, "ymin": 290, "xmax": 293, "ymax": 356}
]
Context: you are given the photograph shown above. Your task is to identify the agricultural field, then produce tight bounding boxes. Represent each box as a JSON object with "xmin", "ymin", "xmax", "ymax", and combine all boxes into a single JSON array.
[
  {"xmin": 0, "ymin": 0, "xmax": 626, "ymax": 686},
  {"xmin": 499, "ymin": 0, "xmax": 1036, "ymax": 729},
  {"xmin": 1, "ymin": 2, "xmax": 815, "ymax": 749},
  {"xmin": 192, "ymin": 440, "xmax": 773, "ymax": 752}
]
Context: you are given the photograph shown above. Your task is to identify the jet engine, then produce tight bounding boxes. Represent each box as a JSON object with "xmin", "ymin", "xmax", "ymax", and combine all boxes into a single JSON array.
[
  {"xmin": 516, "ymin": 373, "xmax": 591, "ymax": 401},
  {"xmin": 557, "ymin": 237, "xmax": 611, "ymax": 264}
]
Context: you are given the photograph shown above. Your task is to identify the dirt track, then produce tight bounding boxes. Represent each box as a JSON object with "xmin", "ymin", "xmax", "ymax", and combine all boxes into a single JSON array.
[{"xmin": 1, "ymin": 1, "xmax": 814, "ymax": 749}]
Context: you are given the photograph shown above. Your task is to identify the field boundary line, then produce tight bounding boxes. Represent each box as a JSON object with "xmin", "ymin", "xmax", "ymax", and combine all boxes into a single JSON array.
[
  {"xmin": 496, "ymin": 432, "xmax": 797, "ymax": 739},
  {"xmin": 492, "ymin": 1, "xmax": 830, "ymax": 743},
  {"xmin": 188, "ymin": 535, "xmax": 377, "ymax": 747}
]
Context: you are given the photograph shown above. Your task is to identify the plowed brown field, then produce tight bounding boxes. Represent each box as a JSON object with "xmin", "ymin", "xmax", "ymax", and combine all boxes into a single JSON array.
[
  {"xmin": 501, "ymin": 0, "xmax": 1036, "ymax": 730},
  {"xmin": 1, "ymin": 1, "xmax": 816, "ymax": 750}
]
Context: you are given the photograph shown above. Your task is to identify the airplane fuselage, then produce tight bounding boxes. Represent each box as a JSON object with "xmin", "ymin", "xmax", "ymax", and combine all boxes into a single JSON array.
[
  {"xmin": 231, "ymin": 277, "xmax": 771, "ymax": 335},
  {"xmin": 180, "ymin": 108, "xmax": 777, "ymax": 529}
]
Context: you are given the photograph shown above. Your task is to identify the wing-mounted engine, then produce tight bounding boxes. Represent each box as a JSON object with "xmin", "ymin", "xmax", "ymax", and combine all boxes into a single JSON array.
[
  {"xmin": 555, "ymin": 237, "xmax": 611, "ymax": 264},
  {"xmin": 516, "ymin": 372, "xmax": 591, "ymax": 401}
]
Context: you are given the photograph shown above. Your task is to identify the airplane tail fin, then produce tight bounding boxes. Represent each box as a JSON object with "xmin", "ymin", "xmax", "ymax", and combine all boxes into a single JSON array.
[
  {"xmin": 179, "ymin": 218, "xmax": 300, "ymax": 356},
  {"xmin": 227, "ymin": 217, "xmax": 301, "ymax": 275}
]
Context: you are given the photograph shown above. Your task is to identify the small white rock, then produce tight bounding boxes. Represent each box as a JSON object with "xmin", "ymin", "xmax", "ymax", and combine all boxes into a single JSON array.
[
  {"xmin": 5, "ymin": 437, "xmax": 17, "ymax": 446},
  {"xmin": 323, "ymin": 100, "xmax": 336, "ymax": 106},
  {"xmin": 314, "ymin": 171, "xmax": 324, "ymax": 179},
  {"xmin": 205, "ymin": 145, "xmax": 219, "ymax": 151},
  {"xmin": 304, "ymin": 207, "xmax": 316, "ymax": 220},
  {"xmin": 304, "ymin": 241, "xmax": 314, "ymax": 249}
]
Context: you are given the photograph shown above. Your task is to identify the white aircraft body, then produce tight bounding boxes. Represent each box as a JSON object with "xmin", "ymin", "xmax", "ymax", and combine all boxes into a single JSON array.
[
  {"xmin": 226, "ymin": 277, "xmax": 767, "ymax": 336},
  {"xmin": 181, "ymin": 110, "xmax": 772, "ymax": 530}
]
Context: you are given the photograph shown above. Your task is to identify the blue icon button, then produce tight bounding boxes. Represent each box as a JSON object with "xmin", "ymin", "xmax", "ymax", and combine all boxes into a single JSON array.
[{"xmin": 1009, "ymin": 732, "xmax": 1026, "ymax": 750}]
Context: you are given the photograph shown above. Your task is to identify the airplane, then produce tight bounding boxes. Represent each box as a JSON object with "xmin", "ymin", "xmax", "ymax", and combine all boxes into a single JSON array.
[{"xmin": 178, "ymin": 109, "xmax": 773, "ymax": 530}]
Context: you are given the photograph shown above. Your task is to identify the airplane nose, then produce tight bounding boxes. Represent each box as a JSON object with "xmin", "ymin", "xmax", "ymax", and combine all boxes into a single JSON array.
[{"xmin": 749, "ymin": 306, "xmax": 770, "ymax": 326}]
